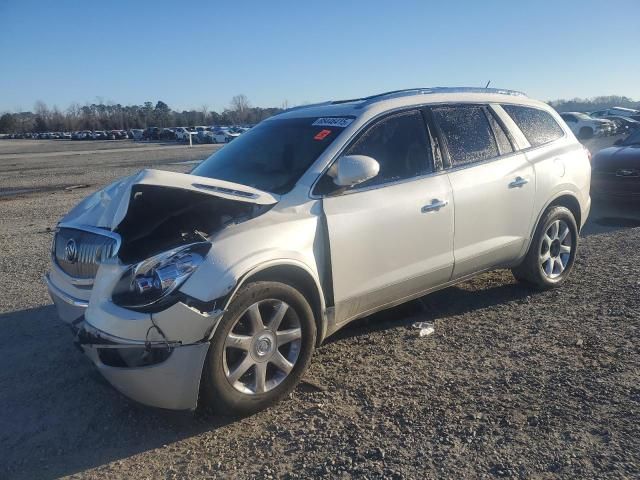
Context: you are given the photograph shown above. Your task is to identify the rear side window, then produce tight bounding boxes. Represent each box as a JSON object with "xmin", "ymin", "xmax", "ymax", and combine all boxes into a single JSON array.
[
  {"xmin": 344, "ymin": 109, "xmax": 433, "ymax": 188},
  {"xmin": 431, "ymin": 105, "xmax": 498, "ymax": 166},
  {"xmin": 502, "ymin": 105, "xmax": 564, "ymax": 147}
]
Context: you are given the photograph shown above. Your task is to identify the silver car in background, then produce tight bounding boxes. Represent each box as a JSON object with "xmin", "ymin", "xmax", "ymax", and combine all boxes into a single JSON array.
[{"xmin": 46, "ymin": 87, "xmax": 591, "ymax": 414}]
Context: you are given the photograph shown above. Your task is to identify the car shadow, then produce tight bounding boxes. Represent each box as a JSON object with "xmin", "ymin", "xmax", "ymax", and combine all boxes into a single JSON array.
[
  {"xmin": 324, "ymin": 277, "xmax": 534, "ymax": 345},
  {"xmin": 0, "ymin": 304, "xmax": 236, "ymax": 480},
  {"xmin": 0, "ymin": 277, "xmax": 535, "ymax": 478}
]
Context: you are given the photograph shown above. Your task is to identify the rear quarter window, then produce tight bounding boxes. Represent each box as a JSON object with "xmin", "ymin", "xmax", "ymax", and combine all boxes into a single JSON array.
[{"xmin": 502, "ymin": 105, "xmax": 565, "ymax": 147}]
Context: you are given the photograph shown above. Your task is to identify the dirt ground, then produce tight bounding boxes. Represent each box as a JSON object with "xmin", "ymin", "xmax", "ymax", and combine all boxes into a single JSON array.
[{"xmin": 0, "ymin": 138, "xmax": 638, "ymax": 479}]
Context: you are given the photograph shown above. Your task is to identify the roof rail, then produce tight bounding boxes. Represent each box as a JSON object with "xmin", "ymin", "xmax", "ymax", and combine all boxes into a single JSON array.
[
  {"xmin": 347, "ymin": 87, "xmax": 527, "ymax": 108},
  {"xmin": 279, "ymin": 87, "xmax": 527, "ymax": 115}
]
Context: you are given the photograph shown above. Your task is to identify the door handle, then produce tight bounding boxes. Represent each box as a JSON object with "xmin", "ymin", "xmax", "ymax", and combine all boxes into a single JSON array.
[
  {"xmin": 421, "ymin": 199, "xmax": 448, "ymax": 213},
  {"xmin": 509, "ymin": 176, "xmax": 529, "ymax": 188}
]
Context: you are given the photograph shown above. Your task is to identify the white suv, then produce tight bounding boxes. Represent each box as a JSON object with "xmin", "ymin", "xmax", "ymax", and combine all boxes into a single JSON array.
[
  {"xmin": 559, "ymin": 112, "xmax": 613, "ymax": 139},
  {"xmin": 46, "ymin": 88, "xmax": 591, "ymax": 414}
]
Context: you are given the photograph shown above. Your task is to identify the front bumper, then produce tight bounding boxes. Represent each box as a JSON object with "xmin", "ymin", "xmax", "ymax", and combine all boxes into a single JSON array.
[
  {"xmin": 46, "ymin": 272, "xmax": 223, "ymax": 410},
  {"xmin": 77, "ymin": 321, "xmax": 211, "ymax": 410},
  {"xmin": 45, "ymin": 272, "xmax": 88, "ymax": 325}
]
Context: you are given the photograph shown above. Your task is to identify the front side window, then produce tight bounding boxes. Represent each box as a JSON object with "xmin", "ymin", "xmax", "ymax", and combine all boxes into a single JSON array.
[
  {"xmin": 502, "ymin": 105, "xmax": 564, "ymax": 147},
  {"xmin": 341, "ymin": 109, "xmax": 433, "ymax": 189},
  {"xmin": 431, "ymin": 105, "xmax": 498, "ymax": 166},
  {"xmin": 192, "ymin": 117, "xmax": 351, "ymax": 194}
]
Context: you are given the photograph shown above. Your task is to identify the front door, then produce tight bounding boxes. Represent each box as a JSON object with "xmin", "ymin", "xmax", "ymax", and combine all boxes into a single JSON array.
[{"xmin": 318, "ymin": 109, "xmax": 455, "ymax": 325}]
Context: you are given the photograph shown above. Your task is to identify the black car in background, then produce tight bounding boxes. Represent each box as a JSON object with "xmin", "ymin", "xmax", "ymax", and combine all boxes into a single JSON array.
[
  {"xmin": 142, "ymin": 127, "xmax": 161, "ymax": 140},
  {"xmin": 158, "ymin": 128, "xmax": 176, "ymax": 141},
  {"xmin": 591, "ymin": 130, "xmax": 640, "ymax": 198}
]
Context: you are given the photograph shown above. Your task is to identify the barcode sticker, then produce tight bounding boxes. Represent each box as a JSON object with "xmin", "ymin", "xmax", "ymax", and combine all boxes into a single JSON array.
[{"xmin": 312, "ymin": 117, "xmax": 354, "ymax": 128}]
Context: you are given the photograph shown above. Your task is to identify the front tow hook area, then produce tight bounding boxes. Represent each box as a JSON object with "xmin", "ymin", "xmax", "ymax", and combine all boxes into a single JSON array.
[{"xmin": 74, "ymin": 323, "xmax": 181, "ymax": 369}]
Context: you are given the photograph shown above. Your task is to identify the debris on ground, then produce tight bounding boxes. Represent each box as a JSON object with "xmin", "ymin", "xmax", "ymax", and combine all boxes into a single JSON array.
[
  {"xmin": 299, "ymin": 378, "xmax": 329, "ymax": 392},
  {"xmin": 412, "ymin": 321, "xmax": 435, "ymax": 337},
  {"xmin": 64, "ymin": 184, "xmax": 90, "ymax": 191}
]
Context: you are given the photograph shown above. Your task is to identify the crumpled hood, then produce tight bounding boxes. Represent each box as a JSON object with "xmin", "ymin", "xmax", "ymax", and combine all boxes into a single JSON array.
[{"xmin": 60, "ymin": 169, "xmax": 279, "ymax": 230}]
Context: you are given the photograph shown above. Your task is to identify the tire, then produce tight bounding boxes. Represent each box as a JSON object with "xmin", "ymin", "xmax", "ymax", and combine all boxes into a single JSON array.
[
  {"xmin": 579, "ymin": 127, "xmax": 593, "ymax": 139},
  {"xmin": 511, "ymin": 206, "xmax": 578, "ymax": 289},
  {"xmin": 201, "ymin": 281, "xmax": 316, "ymax": 415}
]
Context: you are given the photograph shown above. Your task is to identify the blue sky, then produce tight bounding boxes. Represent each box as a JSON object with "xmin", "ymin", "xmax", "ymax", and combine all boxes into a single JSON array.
[{"xmin": 1, "ymin": 0, "xmax": 639, "ymax": 113}]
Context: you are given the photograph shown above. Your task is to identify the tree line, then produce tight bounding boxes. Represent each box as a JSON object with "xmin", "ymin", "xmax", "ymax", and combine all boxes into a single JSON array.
[
  {"xmin": 548, "ymin": 95, "xmax": 640, "ymax": 113},
  {"xmin": 0, "ymin": 95, "xmax": 284, "ymax": 133},
  {"xmin": 2, "ymin": 94, "xmax": 639, "ymax": 134}
]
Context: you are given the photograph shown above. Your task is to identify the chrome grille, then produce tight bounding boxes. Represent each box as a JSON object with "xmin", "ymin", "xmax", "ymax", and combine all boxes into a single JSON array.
[{"xmin": 53, "ymin": 227, "xmax": 117, "ymax": 279}]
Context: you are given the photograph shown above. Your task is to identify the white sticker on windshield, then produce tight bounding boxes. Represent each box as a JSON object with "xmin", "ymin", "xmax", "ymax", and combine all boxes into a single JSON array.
[{"xmin": 312, "ymin": 117, "xmax": 354, "ymax": 128}]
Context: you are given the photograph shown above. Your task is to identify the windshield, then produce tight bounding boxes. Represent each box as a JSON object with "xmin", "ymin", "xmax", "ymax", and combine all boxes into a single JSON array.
[
  {"xmin": 191, "ymin": 116, "xmax": 352, "ymax": 194},
  {"xmin": 621, "ymin": 130, "xmax": 640, "ymax": 146}
]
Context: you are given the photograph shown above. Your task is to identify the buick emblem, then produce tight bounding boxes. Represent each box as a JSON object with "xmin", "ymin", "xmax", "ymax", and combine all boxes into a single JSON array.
[{"xmin": 65, "ymin": 238, "xmax": 78, "ymax": 263}]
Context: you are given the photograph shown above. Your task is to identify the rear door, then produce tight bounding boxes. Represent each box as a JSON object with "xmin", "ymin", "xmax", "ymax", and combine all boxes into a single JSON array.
[
  {"xmin": 319, "ymin": 109, "xmax": 454, "ymax": 325},
  {"xmin": 428, "ymin": 104, "xmax": 536, "ymax": 279}
]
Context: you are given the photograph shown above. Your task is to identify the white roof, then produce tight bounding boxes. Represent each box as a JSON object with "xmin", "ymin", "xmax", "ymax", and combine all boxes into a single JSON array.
[{"xmin": 273, "ymin": 87, "xmax": 551, "ymax": 121}]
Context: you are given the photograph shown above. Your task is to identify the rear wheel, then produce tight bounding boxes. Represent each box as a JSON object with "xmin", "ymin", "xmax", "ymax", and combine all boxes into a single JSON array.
[
  {"xmin": 201, "ymin": 281, "xmax": 316, "ymax": 415},
  {"xmin": 579, "ymin": 127, "xmax": 593, "ymax": 139},
  {"xmin": 512, "ymin": 206, "xmax": 578, "ymax": 289}
]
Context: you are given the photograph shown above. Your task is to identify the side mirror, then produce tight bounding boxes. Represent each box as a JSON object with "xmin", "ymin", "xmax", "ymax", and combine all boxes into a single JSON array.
[
  {"xmin": 333, "ymin": 155, "xmax": 380, "ymax": 187},
  {"xmin": 614, "ymin": 138, "xmax": 624, "ymax": 146}
]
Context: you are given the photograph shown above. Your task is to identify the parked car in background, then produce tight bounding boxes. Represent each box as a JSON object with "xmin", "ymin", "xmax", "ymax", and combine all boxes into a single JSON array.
[
  {"xmin": 107, "ymin": 130, "xmax": 127, "ymax": 140},
  {"xmin": 61, "ymin": 132, "xmax": 72, "ymax": 139},
  {"xmin": 142, "ymin": 127, "xmax": 161, "ymax": 140},
  {"xmin": 590, "ymin": 107, "xmax": 640, "ymax": 120},
  {"xmin": 159, "ymin": 128, "xmax": 176, "ymax": 141},
  {"xmin": 225, "ymin": 127, "xmax": 243, "ymax": 141},
  {"xmin": 175, "ymin": 127, "xmax": 197, "ymax": 142},
  {"xmin": 198, "ymin": 127, "xmax": 228, "ymax": 144},
  {"xmin": 46, "ymin": 87, "xmax": 591, "ymax": 414},
  {"xmin": 129, "ymin": 129, "xmax": 144, "ymax": 140},
  {"xmin": 591, "ymin": 129, "xmax": 640, "ymax": 198},
  {"xmin": 606, "ymin": 116, "xmax": 640, "ymax": 135},
  {"xmin": 559, "ymin": 112, "xmax": 613, "ymax": 139},
  {"xmin": 91, "ymin": 131, "xmax": 108, "ymax": 140}
]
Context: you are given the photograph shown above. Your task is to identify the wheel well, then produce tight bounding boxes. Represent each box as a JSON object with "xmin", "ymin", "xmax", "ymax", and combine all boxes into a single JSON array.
[
  {"xmin": 549, "ymin": 194, "xmax": 581, "ymax": 228},
  {"xmin": 243, "ymin": 265, "xmax": 324, "ymax": 345}
]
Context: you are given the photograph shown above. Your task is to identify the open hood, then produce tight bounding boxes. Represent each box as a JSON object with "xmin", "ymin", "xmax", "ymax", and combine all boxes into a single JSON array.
[
  {"xmin": 61, "ymin": 169, "xmax": 279, "ymax": 230},
  {"xmin": 60, "ymin": 169, "xmax": 279, "ymax": 263}
]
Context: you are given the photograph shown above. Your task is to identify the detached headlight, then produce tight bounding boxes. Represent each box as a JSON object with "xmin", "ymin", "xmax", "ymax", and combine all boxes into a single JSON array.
[{"xmin": 112, "ymin": 242, "xmax": 211, "ymax": 311}]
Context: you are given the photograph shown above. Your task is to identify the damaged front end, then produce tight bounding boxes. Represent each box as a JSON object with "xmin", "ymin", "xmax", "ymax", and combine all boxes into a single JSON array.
[{"xmin": 45, "ymin": 169, "xmax": 279, "ymax": 409}]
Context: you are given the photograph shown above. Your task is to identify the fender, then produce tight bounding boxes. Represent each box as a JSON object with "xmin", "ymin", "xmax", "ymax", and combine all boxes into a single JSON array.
[
  {"xmin": 520, "ymin": 189, "xmax": 584, "ymax": 259},
  {"xmin": 222, "ymin": 258, "xmax": 328, "ymax": 342}
]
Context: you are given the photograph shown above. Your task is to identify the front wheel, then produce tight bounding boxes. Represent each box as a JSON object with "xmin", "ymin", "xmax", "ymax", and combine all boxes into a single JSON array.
[
  {"xmin": 512, "ymin": 206, "xmax": 578, "ymax": 289},
  {"xmin": 201, "ymin": 281, "xmax": 316, "ymax": 415}
]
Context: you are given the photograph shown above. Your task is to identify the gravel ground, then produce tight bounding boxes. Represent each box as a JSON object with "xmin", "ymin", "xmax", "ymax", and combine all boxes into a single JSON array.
[{"xmin": 0, "ymin": 138, "xmax": 639, "ymax": 479}]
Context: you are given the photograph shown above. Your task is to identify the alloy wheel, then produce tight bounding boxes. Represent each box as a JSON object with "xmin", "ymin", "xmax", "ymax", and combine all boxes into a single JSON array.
[
  {"xmin": 540, "ymin": 219, "xmax": 572, "ymax": 279},
  {"xmin": 223, "ymin": 299, "xmax": 302, "ymax": 395}
]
